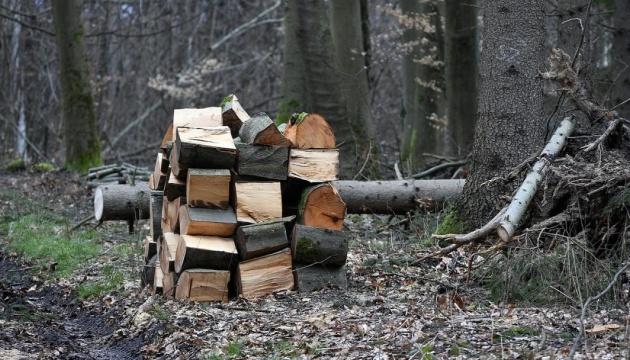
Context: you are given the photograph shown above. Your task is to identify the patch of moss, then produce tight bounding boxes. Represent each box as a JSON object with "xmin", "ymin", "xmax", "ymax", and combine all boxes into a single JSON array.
[
  {"xmin": 220, "ymin": 94, "xmax": 235, "ymax": 108},
  {"xmin": 435, "ymin": 210, "xmax": 466, "ymax": 235},
  {"xmin": 66, "ymin": 148, "xmax": 101, "ymax": 173},
  {"xmin": 6, "ymin": 158, "xmax": 26, "ymax": 172},
  {"xmin": 32, "ymin": 162, "xmax": 57, "ymax": 173}
]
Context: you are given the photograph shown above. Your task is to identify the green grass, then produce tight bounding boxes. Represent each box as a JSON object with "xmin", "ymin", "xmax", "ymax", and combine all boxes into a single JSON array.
[
  {"xmin": 2, "ymin": 212, "xmax": 101, "ymax": 278},
  {"xmin": 32, "ymin": 162, "xmax": 57, "ymax": 172},
  {"xmin": 205, "ymin": 339, "xmax": 244, "ymax": 360},
  {"xmin": 6, "ymin": 158, "xmax": 26, "ymax": 172},
  {"xmin": 77, "ymin": 265, "xmax": 125, "ymax": 299}
]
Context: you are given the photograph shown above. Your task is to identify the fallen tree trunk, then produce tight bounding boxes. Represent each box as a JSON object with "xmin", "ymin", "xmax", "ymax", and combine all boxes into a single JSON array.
[
  {"xmin": 333, "ymin": 179, "xmax": 465, "ymax": 214},
  {"xmin": 94, "ymin": 183, "xmax": 151, "ymax": 221}
]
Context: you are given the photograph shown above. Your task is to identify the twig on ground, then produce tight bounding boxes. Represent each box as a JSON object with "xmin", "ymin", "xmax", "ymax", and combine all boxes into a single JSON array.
[
  {"xmin": 581, "ymin": 117, "xmax": 623, "ymax": 152},
  {"xmin": 568, "ymin": 262, "xmax": 630, "ymax": 359},
  {"xmin": 71, "ymin": 215, "xmax": 95, "ymax": 231},
  {"xmin": 411, "ymin": 160, "xmax": 468, "ymax": 179}
]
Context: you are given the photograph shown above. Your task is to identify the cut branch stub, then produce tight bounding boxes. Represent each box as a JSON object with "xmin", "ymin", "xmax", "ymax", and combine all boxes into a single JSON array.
[
  {"xmin": 238, "ymin": 112, "xmax": 291, "ymax": 147},
  {"xmin": 283, "ymin": 113, "xmax": 336, "ymax": 149},
  {"xmin": 298, "ymin": 183, "xmax": 346, "ymax": 231}
]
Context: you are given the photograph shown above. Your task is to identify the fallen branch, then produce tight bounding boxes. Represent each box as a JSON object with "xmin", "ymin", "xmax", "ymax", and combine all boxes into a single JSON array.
[
  {"xmin": 581, "ymin": 116, "xmax": 623, "ymax": 152},
  {"xmin": 411, "ymin": 160, "xmax": 468, "ymax": 179}
]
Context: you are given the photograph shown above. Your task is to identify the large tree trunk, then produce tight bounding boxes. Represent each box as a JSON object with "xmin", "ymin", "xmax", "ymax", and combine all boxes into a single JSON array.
[
  {"xmin": 52, "ymin": 0, "xmax": 101, "ymax": 171},
  {"xmin": 400, "ymin": 0, "xmax": 444, "ymax": 171},
  {"xmin": 460, "ymin": 0, "xmax": 546, "ymax": 227},
  {"xmin": 281, "ymin": 0, "xmax": 355, "ymax": 177},
  {"xmin": 445, "ymin": 0, "xmax": 479, "ymax": 156},
  {"xmin": 330, "ymin": 0, "xmax": 375, "ymax": 149},
  {"xmin": 611, "ymin": 0, "xmax": 630, "ymax": 114}
]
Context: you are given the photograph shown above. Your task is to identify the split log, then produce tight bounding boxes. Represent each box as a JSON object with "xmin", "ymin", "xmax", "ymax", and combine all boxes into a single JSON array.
[
  {"xmin": 160, "ymin": 232, "xmax": 180, "ymax": 275},
  {"xmin": 221, "ymin": 94, "xmax": 251, "ymax": 137},
  {"xmin": 142, "ymin": 255, "xmax": 157, "ymax": 287},
  {"xmin": 152, "ymin": 261, "xmax": 163, "ymax": 295},
  {"xmin": 332, "ymin": 179, "xmax": 465, "ymax": 214},
  {"xmin": 237, "ymin": 248, "xmax": 294, "ymax": 299},
  {"xmin": 162, "ymin": 270, "xmax": 177, "ymax": 299},
  {"xmin": 172, "ymin": 107, "xmax": 222, "ymax": 138},
  {"xmin": 171, "ymin": 126, "xmax": 236, "ymax": 178},
  {"xmin": 298, "ymin": 183, "xmax": 346, "ymax": 230},
  {"xmin": 175, "ymin": 269, "xmax": 230, "ymax": 302},
  {"xmin": 161, "ymin": 124, "xmax": 173, "ymax": 150},
  {"xmin": 235, "ymin": 219, "xmax": 290, "ymax": 260},
  {"xmin": 283, "ymin": 113, "xmax": 336, "ymax": 149},
  {"xmin": 151, "ymin": 153, "xmax": 168, "ymax": 190},
  {"xmin": 179, "ymin": 205, "xmax": 237, "ymax": 237},
  {"xmin": 165, "ymin": 172, "xmax": 185, "ymax": 201},
  {"xmin": 155, "ymin": 152, "xmax": 169, "ymax": 173},
  {"xmin": 239, "ymin": 112, "xmax": 291, "ymax": 147},
  {"xmin": 291, "ymin": 224, "xmax": 347, "ymax": 266},
  {"xmin": 294, "ymin": 265, "xmax": 347, "ymax": 292},
  {"xmin": 234, "ymin": 181, "xmax": 282, "ymax": 223},
  {"xmin": 174, "ymin": 234, "xmax": 238, "ymax": 273},
  {"xmin": 144, "ymin": 236, "xmax": 157, "ymax": 263},
  {"xmin": 289, "ymin": 149, "xmax": 339, "ymax": 183},
  {"xmin": 165, "ymin": 197, "xmax": 183, "ymax": 233},
  {"xmin": 235, "ymin": 142, "xmax": 288, "ymax": 180},
  {"xmin": 149, "ymin": 191, "xmax": 163, "ymax": 241},
  {"xmin": 186, "ymin": 169, "xmax": 231, "ymax": 208},
  {"xmin": 94, "ymin": 183, "xmax": 150, "ymax": 221}
]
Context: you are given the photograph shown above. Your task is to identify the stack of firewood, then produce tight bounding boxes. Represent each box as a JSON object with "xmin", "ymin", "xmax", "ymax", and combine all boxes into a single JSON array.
[{"xmin": 143, "ymin": 95, "xmax": 349, "ymax": 302}]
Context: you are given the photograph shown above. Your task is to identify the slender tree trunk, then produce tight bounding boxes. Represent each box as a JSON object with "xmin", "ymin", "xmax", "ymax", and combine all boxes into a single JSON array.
[
  {"xmin": 10, "ymin": 0, "xmax": 26, "ymax": 159},
  {"xmin": 52, "ymin": 0, "xmax": 101, "ymax": 171},
  {"xmin": 460, "ymin": 0, "xmax": 546, "ymax": 227},
  {"xmin": 445, "ymin": 0, "xmax": 479, "ymax": 156},
  {"xmin": 330, "ymin": 0, "xmax": 375, "ymax": 153},
  {"xmin": 611, "ymin": 0, "xmax": 630, "ymax": 113},
  {"xmin": 400, "ymin": 0, "xmax": 444, "ymax": 171},
  {"xmin": 281, "ymin": 0, "xmax": 355, "ymax": 177}
]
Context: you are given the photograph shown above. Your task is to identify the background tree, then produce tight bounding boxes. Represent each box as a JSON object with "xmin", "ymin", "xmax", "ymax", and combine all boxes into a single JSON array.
[
  {"xmin": 52, "ymin": 0, "xmax": 101, "ymax": 171},
  {"xmin": 611, "ymin": 0, "xmax": 630, "ymax": 113},
  {"xmin": 444, "ymin": 0, "xmax": 478, "ymax": 156},
  {"xmin": 460, "ymin": 0, "xmax": 547, "ymax": 227}
]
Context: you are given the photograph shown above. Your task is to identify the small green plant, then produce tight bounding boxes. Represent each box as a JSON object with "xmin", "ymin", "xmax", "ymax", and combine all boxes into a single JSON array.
[
  {"xmin": 501, "ymin": 326, "xmax": 539, "ymax": 338},
  {"xmin": 6, "ymin": 158, "xmax": 26, "ymax": 172},
  {"xmin": 77, "ymin": 266, "xmax": 125, "ymax": 299},
  {"xmin": 226, "ymin": 339, "xmax": 244, "ymax": 358},
  {"xmin": 149, "ymin": 304, "xmax": 170, "ymax": 321},
  {"xmin": 434, "ymin": 210, "xmax": 466, "ymax": 235},
  {"xmin": 272, "ymin": 339, "xmax": 296, "ymax": 357},
  {"xmin": 32, "ymin": 162, "xmax": 57, "ymax": 172}
]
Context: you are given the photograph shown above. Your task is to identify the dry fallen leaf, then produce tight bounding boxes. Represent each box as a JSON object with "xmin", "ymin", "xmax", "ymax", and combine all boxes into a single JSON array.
[{"xmin": 586, "ymin": 324, "xmax": 621, "ymax": 334}]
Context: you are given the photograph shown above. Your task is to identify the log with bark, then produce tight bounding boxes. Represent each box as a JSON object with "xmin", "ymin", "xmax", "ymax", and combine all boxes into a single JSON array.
[
  {"xmin": 165, "ymin": 172, "xmax": 185, "ymax": 201},
  {"xmin": 298, "ymin": 183, "xmax": 346, "ymax": 230},
  {"xmin": 283, "ymin": 113, "xmax": 336, "ymax": 149},
  {"xmin": 291, "ymin": 224, "xmax": 347, "ymax": 266},
  {"xmin": 333, "ymin": 179, "xmax": 465, "ymax": 214},
  {"xmin": 235, "ymin": 218, "xmax": 290, "ymax": 260},
  {"xmin": 171, "ymin": 126, "xmax": 236, "ymax": 178},
  {"xmin": 236, "ymin": 248, "xmax": 294, "ymax": 299},
  {"xmin": 179, "ymin": 205, "xmax": 237, "ymax": 237},
  {"xmin": 294, "ymin": 264, "xmax": 347, "ymax": 292},
  {"xmin": 221, "ymin": 94, "xmax": 250, "ymax": 137},
  {"xmin": 94, "ymin": 183, "xmax": 151, "ymax": 222},
  {"xmin": 175, "ymin": 269, "xmax": 230, "ymax": 302},
  {"xmin": 239, "ymin": 112, "xmax": 291, "ymax": 147},
  {"xmin": 235, "ymin": 142, "xmax": 289, "ymax": 180},
  {"xmin": 144, "ymin": 235, "xmax": 157, "ymax": 263},
  {"xmin": 165, "ymin": 196, "xmax": 183, "ymax": 233},
  {"xmin": 149, "ymin": 191, "xmax": 163, "ymax": 241},
  {"xmin": 160, "ymin": 232, "xmax": 180, "ymax": 275},
  {"xmin": 174, "ymin": 234, "xmax": 238, "ymax": 273}
]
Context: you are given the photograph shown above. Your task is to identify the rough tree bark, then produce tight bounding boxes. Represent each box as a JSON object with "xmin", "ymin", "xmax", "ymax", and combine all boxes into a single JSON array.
[
  {"xmin": 330, "ymin": 0, "xmax": 375, "ymax": 148},
  {"xmin": 400, "ymin": 0, "xmax": 444, "ymax": 170},
  {"xmin": 611, "ymin": 0, "xmax": 630, "ymax": 113},
  {"xmin": 281, "ymin": 0, "xmax": 356, "ymax": 177},
  {"xmin": 52, "ymin": 0, "xmax": 102, "ymax": 171},
  {"xmin": 460, "ymin": 0, "xmax": 547, "ymax": 227},
  {"xmin": 445, "ymin": 0, "xmax": 478, "ymax": 156}
]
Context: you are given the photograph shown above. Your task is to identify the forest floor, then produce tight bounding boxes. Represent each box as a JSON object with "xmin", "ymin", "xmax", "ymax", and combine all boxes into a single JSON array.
[{"xmin": 0, "ymin": 170, "xmax": 628, "ymax": 359}]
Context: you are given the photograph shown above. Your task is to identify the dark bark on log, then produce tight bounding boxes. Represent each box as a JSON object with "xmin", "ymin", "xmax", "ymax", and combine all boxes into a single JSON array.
[
  {"xmin": 173, "ymin": 126, "xmax": 236, "ymax": 178},
  {"xmin": 294, "ymin": 264, "xmax": 347, "ymax": 292},
  {"xmin": 149, "ymin": 191, "xmax": 163, "ymax": 241},
  {"xmin": 179, "ymin": 205, "xmax": 237, "ymax": 237},
  {"xmin": 165, "ymin": 173, "xmax": 185, "ymax": 201},
  {"xmin": 174, "ymin": 235, "xmax": 238, "ymax": 273},
  {"xmin": 236, "ymin": 142, "xmax": 289, "ymax": 180},
  {"xmin": 142, "ymin": 254, "xmax": 157, "ymax": 288},
  {"xmin": 291, "ymin": 224, "xmax": 347, "ymax": 267},
  {"xmin": 94, "ymin": 183, "xmax": 150, "ymax": 221},
  {"xmin": 235, "ymin": 219, "xmax": 289, "ymax": 260},
  {"xmin": 333, "ymin": 179, "xmax": 464, "ymax": 214},
  {"xmin": 238, "ymin": 113, "xmax": 291, "ymax": 146}
]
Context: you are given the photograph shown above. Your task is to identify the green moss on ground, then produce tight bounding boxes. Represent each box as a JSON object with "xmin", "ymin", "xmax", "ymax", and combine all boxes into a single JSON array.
[
  {"xmin": 435, "ymin": 210, "xmax": 467, "ymax": 235},
  {"xmin": 32, "ymin": 162, "xmax": 57, "ymax": 172},
  {"xmin": 6, "ymin": 158, "xmax": 26, "ymax": 172}
]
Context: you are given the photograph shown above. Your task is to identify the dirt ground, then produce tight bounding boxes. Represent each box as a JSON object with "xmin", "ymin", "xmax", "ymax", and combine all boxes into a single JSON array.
[{"xmin": 0, "ymin": 170, "xmax": 628, "ymax": 359}]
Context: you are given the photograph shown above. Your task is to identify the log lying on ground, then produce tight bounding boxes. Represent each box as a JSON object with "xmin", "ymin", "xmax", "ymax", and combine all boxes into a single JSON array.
[
  {"xmin": 283, "ymin": 113, "xmax": 336, "ymax": 149},
  {"xmin": 294, "ymin": 265, "xmax": 347, "ymax": 292},
  {"xmin": 299, "ymin": 183, "xmax": 346, "ymax": 230},
  {"xmin": 234, "ymin": 181, "xmax": 282, "ymax": 223},
  {"xmin": 289, "ymin": 149, "xmax": 339, "ymax": 182},
  {"xmin": 221, "ymin": 94, "xmax": 250, "ymax": 137},
  {"xmin": 235, "ymin": 142, "xmax": 289, "ymax": 180},
  {"xmin": 175, "ymin": 269, "xmax": 230, "ymax": 302},
  {"xmin": 332, "ymin": 179, "xmax": 465, "ymax": 214},
  {"xmin": 94, "ymin": 183, "xmax": 151, "ymax": 221},
  {"xmin": 179, "ymin": 205, "xmax": 237, "ymax": 237},
  {"xmin": 239, "ymin": 113, "xmax": 291, "ymax": 147},
  {"xmin": 186, "ymin": 169, "xmax": 230, "ymax": 208},
  {"xmin": 235, "ymin": 218, "xmax": 290, "ymax": 260},
  {"xmin": 172, "ymin": 107, "xmax": 222, "ymax": 138},
  {"xmin": 160, "ymin": 232, "xmax": 180, "ymax": 275},
  {"xmin": 291, "ymin": 224, "xmax": 347, "ymax": 266},
  {"xmin": 174, "ymin": 235, "xmax": 238, "ymax": 272},
  {"xmin": 171, "ymin": 126, "xmax": 236, "ymax": 178},
  {"xmin": 149, "ymin": 191, "xmax": 163, "ymax": 241},
  {"xmin": 237, "ymin": 248, "xmax": 294, "ymax": 299}
]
